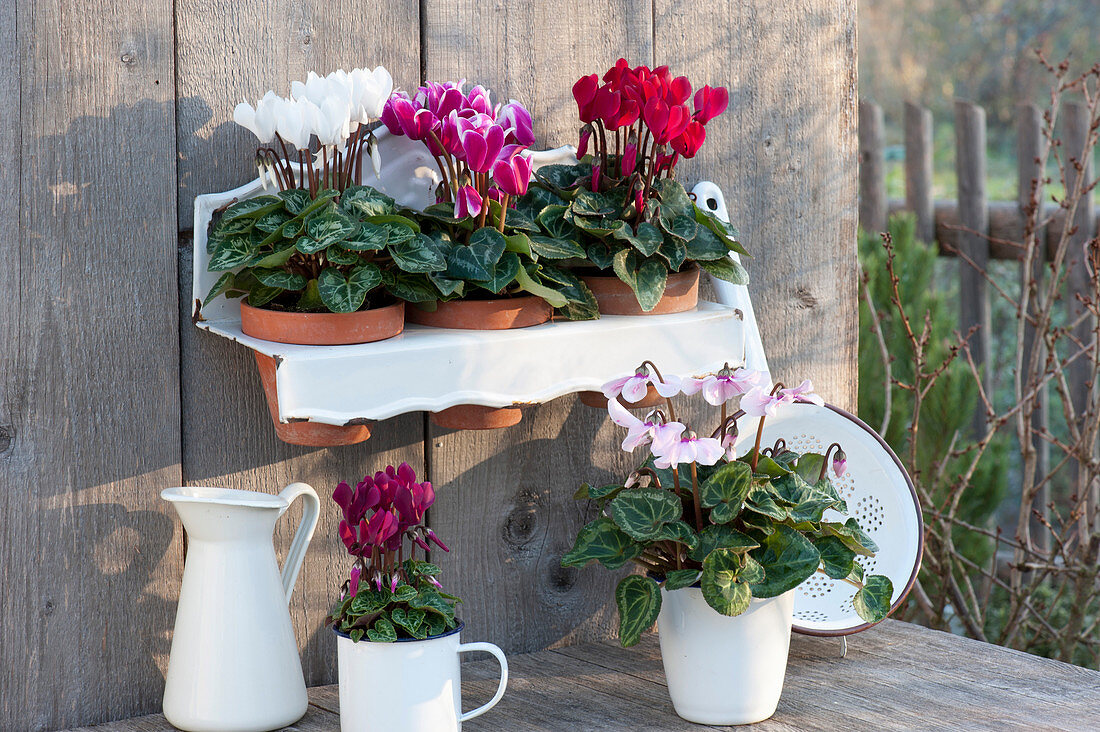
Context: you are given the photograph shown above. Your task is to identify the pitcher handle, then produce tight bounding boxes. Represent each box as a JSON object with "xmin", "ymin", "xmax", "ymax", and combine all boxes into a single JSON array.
[
  {"xmin": 458, "ymin": 642, "xmax": 509, "ymax": 722},
  {"xmin": 277, "ymin": 482, "xmax": 320, "ymax": 603}
]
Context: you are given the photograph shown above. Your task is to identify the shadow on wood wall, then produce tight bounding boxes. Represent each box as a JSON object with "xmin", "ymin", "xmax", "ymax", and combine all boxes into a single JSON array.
[{"xmin": 0, "ymin": 1, "xmax": 856, "ymax": 729}]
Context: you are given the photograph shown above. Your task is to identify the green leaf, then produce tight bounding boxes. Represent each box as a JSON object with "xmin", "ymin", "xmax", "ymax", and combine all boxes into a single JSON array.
[
  {"xmin": 341, "ymin": 186, "xmax": 395, "ymax": 217},
  {"xmin": 587, "ymin": 242, "xmax": 615, "ymax": 270},
  {"xmin": 447, "ymin": 227, "xmax": 507, "ymax": 281},
  {"xmin": 409, "ymin": 589, "xmax": 457, "ymax": 620},
  {"xmin": 633, "ymin": 258, "xmax": 668, "ymax": 312},
  {"xmin": 611, "ymin": 221, "xmax": 663, "ymax": 257},
  {"xmin": 608, "ymin": 487, "xmax": 683, "ymax": 541},
  {"xmin": 514, "ymin": 265, "xmax": 568, "ymax": 308},
  {"xmin": 366, "ymin": 616, "xmax": 398, "ymax": 643},
  {"xmin": 701, "ymin": 549, "xmax": 753, "ymax": 616},
  {"xmin": 297, "ymin": 279, "xmax": 323, "ymax": 311},
  {"xmin": 615, "ymin": 575, "xmax": 661, "ymax": 647},
  {"xmin": 662, "ymin": 569, "xmax": 701, "ymax": 592},
  {"xmin": 534, "ymin": 163, "xmax": 591, "ymax": 191},
  {"xmin": 536, "ymin": 204, "xmax": 578, "ymax": 240},
  {"xmin": 246, "ymin": 283, "xmax": 282, "ymax": 307},
  {"xmin": 560, "ymin": 517, "xmax": 643, "ymax": 570},
  {"xmin": 253, "ymin": 268, "xmax": 306, "ymax": 291},
  {"xmin": 279, "ymin": 188, "xmax": 312, "ymax": 215},
  {"xmin": 504, "ymin": 233, "xmax": 533, "ymax": 256},
  {"xmin": 572, "ymin": 190, "xmax": 616, "ymax": 217},
  {"xmin": 612, "ymin": 248, "xmax": 637, "ymax": 289},
  {"xmin": 661, "ymin": 214, "xmax": 698, "ymax": 243},
  {"xmin": 529, "ymin": 235, "xmax": 586, "ymax": 259},
  {"xmin": 250, "ymin": 245, "xmax": 297, "ymax": 269},
  {"xmin": 815, "ymin": 536, "xmax": 857, "ymax": 579},
  {"xmin": 688, "ymin": 524, "xmax": 760, "ymax": 563},
  {"xmin": 654, "ymin": 179, "xmax": 694, "ymax": 215},
  {"xmin": 498, "ymin": 205, "xmax": 539, "ymax": 233},
  {"xmin": 428, "ymin": 271, "xmax": 464, "ymax": 298},
  {"xmin": 750, "ymin": 525, "xmax": 821, "ymax": 598},
  {"xmin": 694, "ymin": 205, "xmax": 749, "ymax": 256},
  {"xmin": 223, "ymin": 195, "xmax": 282, "ymax": 221},
  {"xmin": 318, "ymin": 264, "xmax": 382, "ymax": 313},
  {"xmin": 821, "ymin": 518, "xmax": 879, "ymax": 556},
  {"xmin": 652, "ymin": 520, "xmax": 699, "ymax": 550},
  {"xmin": 853, "ymin": 575, "xmax": 894, "ymax": 623},
  {"xmin": 700, "ymin": 461, "xmax": 753, "ymax": 524},
  {"xmin": 391, "ymin": 234, "xmax": 447, "ymax": 273},
  {"xmin": 392, "ymin": 584, "xmax": 418, "ymax": 603},
  {"xmin": 343, "ymin": 222, "xmax": 389, "ymax": 251},
  {"xmin": 348, "ymin": 628, "xmax": 365, "ymax": 643},
  {"xmin": 306, "ymin": 210, "xmax": 357, "ymax": 251},
  {"xmin": 385, "ymin": 271, "xmax": 439, "ymax": 303},
  {"xmin": 683, "ymin": 224, "xmax": 729, "ymax": 261},
  {"xmin": 365, "ymin": 213, "xmax": 420, "ymax": 233},
  {"xmin": 699, "ymin": 257, "xmax": 749, "ymax": 285},
  {"xmin": 325, "ymin": 247, "xmax": 361, "ymax": 266},
  {"xmin": 656, "ymin": 236, "xmax": 687, "ymax": 271},
  {"xmin": 255, "ymin": 209, "xmax": 291, "ymax": 233},
  {"xmin": 740, "ymin": 555, "xmax": 767, "ymax": 585},
  {"xmin": 477, "ymin": 251, "xmax": 521, "ymax": 294},
  {"xmin": 203, "ymin": 271, "xmax": 237, "ymax": 306},
  {"xmin": 209, "ymin": 235, "xmax": 256, "ymax": 271}
]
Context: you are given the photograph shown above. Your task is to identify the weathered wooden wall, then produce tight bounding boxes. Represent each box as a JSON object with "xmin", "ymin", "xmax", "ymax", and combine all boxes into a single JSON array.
[{"xmin": 0, "ymin": 1, "xmax": 858, "ymax": 729}]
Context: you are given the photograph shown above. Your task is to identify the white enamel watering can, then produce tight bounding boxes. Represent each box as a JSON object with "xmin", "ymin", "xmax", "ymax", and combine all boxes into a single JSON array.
[{"xmin": 161, "ymin": 483, "xmax": 320, "ymax": 732}]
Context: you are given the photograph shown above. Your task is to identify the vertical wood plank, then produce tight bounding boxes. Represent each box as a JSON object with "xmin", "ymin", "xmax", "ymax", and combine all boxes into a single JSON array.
[
  {"xmin": 1061, "ymin": 101, "xmax": 1098, "ymax": 529},
  {"xmin": 1017, "ymin": 103, "xmax": 1050, "ymax": 551},
  {"xmin": 656, "ymin": 0, "xmax": 859, "ymax": 407},
  {"xmin": 421, "ymin": 0, "xmax": 653, "ymax": 653},
  {"xmin": 905, "ymin": 102, "xmax": 934, "ymax": 242},
  {"xmin": 0, "ymin": 0, "xmax": 182, "ymax": 728},
  {"xmin": 954, "ymin": 100, "xmax": 991, "ymax": 430},
  {"xmin": 860, "ymin": 99, "xmax": 887, "ymax": 234},
  {"xmin": 175, "ymin": 0, "xmax": 423, "ymax": 686}
]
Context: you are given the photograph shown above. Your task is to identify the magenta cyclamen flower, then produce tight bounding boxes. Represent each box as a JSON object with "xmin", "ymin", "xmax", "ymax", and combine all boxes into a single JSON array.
[
  {"xmin": 492, "ymin": 153, "xmax": 533, "ymax": 196},
  {"xmin": 650, "ymin": 424, "xmax": 725, "ymax": 469},
  {"xmin": 460, "ymin": 123, "xmax": 505, "ymax": 172},
  {"xmin": 602, "ymin": 366, "xmax": 681, "ymax": 403},
  {"xmin": 682, "ymin": 367, "xmax": 762, "ymax": 406},
  {"xmin": 456, "ymin": 184, "xmax": 483, "ymax": 218},
  {"xmin": 497, "ymin": 100, "xmax": 535, "ymax": 146}
]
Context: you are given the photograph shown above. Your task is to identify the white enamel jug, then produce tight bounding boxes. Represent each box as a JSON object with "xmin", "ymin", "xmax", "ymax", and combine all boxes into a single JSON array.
[{"xmin": 161, "ymin": 483, "xmax": 320, "ymax": 732}]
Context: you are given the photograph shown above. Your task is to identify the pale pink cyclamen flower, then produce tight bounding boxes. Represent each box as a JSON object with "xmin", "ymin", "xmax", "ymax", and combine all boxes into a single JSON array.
[
  {"xmin": 832, "ymin": 449, "xmax": 848, "ymax": 478},
  {"xmin": 602, "ymin": 367, "xmax": 682, "ymax": 403},
  {"xmin": 779, "ymin": 379, "xmax": 825, "ymax": 406},
  {"xmin": 682, "ymin": 367, "xmax": 762, "ymax": 406},
  {"xmin": 650, "ymin": 424, "xmax": 725, "ymax": 468},
  {"xmin": 607, "ymin": 399, "xmax": 680, "ymax": 452}
]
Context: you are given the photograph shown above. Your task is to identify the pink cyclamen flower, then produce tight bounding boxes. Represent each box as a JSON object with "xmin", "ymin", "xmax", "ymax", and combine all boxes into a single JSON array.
[
  {"xmin": 591, "ymin": 162, "xmax": 602, "ymax": 191},
  {"xmin": 739, "ymin": 386, "xmax": 785, "ymax": 418},
  {"xmin": 455, "ymin": 184, "xmax": 483, "ymax": 219},
  {"xmin": 459, "ymin": 123, "xmax": 505, "ymax": 172},
  {"xmin": 492, "ymin": 153, "xmax": 533, "ymax": 196},
  {"xmin": 779, "ymin": 379, "xmax": 825, "ymax": 406},
  {"xmin": 832, "ymin": 449, "xmax": 848, "ymax": 478},
  {"xmin": 607, "ymin": 399, "xmax": 678, "ymax": 452},
  {"xmin": 682, "ymin": 367, "xmax": 762, "ymax": 406},
  {"xmin": 602, "ymin": 366, "xmax": 682, "ymax": 403},
  {"xmin": 651, "ymin": 424, "xmax": 725, "ymax": 469},
  {"xmin": 721, "ymin": 430, "xmax": 738, "ymax": 461},
  {"xmin": 497, "ymin": 100, "xmax": 535, "ymax": 145}
]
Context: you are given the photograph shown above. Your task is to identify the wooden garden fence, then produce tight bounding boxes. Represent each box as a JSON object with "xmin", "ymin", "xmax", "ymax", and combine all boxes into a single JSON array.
[
  {"xmin": 857, "ymin": 97, "xmax": 1097, "ymax": 526},
  {"xmin": 0, "ymin": 2, "xmax": 859, "ymax": 730}
]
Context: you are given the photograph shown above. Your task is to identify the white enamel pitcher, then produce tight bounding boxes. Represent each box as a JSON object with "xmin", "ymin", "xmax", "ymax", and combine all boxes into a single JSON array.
[{"xmin": 161, "ymin": 483, "xmax": 320, "ymax": 732}]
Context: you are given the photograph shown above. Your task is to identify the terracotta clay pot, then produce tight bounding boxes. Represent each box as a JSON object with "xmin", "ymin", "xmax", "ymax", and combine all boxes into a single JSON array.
[
  {"xmin": 241, "ymin": 301, "xmax": 405, "ymax": 446},
  {"xmin": 409, "ymin": 297, "xmax": 550, "ymax": 430},
  {"xmin": 578, "ymin": 385, "xmax": 666, "ymax": 410},
  {"xmin": 580, "ymin": 265, "xmax": 700, "ymax": 316},
  {"xmin": 240, "ymin": 300, "xmax": 405, "ymax": 345},
  {"xmin": 406, "ymin": 296, "xmax": 552, "ymax": 330}
]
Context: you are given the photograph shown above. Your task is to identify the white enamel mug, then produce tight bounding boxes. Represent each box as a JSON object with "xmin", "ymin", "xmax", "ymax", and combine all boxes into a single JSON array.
[{"xmin": 335, "ymin": 622, "xmax": 508, "ymax": 731}]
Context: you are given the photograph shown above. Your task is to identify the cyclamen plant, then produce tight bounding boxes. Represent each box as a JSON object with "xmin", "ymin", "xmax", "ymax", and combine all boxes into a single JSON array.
[
  {"xmin": 562, "ymin": 362, "xmax": 893, "ymax": 647},
  {"xmin": 382, "ymin": 82, "xmax": 597, "ymax": 317},
  {"xmin": 327, "ymin": 463, "xmax": 460, "ymax": 643},
  {"xmin": 205, "ymin": 66, "xmax": 444, "ymax": 313},
  {"xmin": 521, "ymin": 60, "xmax": 748, "ymax": 311}
]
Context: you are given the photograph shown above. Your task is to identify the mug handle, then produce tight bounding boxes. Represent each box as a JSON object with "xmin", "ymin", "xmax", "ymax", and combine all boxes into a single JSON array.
[
  {"xmin": 277, "ymin": 482, "xmax": 320, "ymax": 602},
  {"xmin": 458, "ymin": 642, "xmax": 509, "ymax": 722}
]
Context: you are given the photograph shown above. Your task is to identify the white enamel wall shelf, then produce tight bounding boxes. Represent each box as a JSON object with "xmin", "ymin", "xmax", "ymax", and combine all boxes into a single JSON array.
[{"xmin": 192, "ymin": 132, "xmax": 765, "ymax": 426}]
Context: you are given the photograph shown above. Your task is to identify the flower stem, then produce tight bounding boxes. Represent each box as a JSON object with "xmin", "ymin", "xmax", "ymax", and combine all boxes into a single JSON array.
[
  {"xmin": 497, "ymin": 193, "xmax": 510, "ymax": 232},
  {"xmin": 689, "ymin": 461, "xmax": 704, "ymax": 531}
]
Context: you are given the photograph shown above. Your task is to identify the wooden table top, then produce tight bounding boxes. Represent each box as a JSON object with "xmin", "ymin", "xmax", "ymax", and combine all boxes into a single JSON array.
[{"xmin": 67, "ymin": 620, "xmax": 1100, "ymax": 731}]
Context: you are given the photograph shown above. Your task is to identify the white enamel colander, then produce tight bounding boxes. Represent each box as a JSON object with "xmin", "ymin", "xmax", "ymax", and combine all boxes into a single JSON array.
[{"xmin": 734, "ymin": 400, "xmax": 923, "ymax": 635}]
